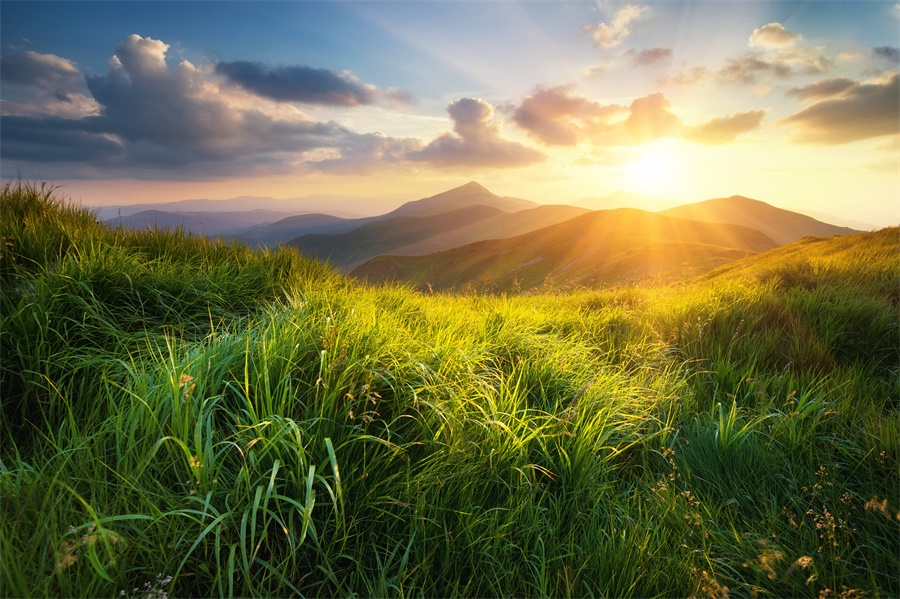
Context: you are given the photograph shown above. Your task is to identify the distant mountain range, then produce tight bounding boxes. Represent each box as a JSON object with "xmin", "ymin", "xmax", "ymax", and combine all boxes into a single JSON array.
[
  {"xmin": 660, "ymin": 195, "xmax": 859, "ymax": 245},
  {"xmin": 104, "ymin": 209, "xmax": 302, "ymax": 237},
  {"xmin": 92, "ymin": 193, "xmax": 391, "ymax": 221},
  {"xmin": 93, "ymin": 181, "xmax": 865, "ymax": 292},
  {"xmin": 351, "ymin": 208, "xmax": 779, "ymax": 292},
  {"xmin": 287, "ymin": 184, "xmax": 588, "ymax": 268}
]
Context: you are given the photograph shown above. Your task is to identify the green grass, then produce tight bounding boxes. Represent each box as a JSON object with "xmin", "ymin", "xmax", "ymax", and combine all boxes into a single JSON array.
[{"xmin": 1, "ymin": 180, "xmax": 898, "ymax": 597}]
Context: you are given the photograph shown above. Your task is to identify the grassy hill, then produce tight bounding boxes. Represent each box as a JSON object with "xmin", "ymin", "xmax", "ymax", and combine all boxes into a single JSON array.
[
  {"xmin": 352, "ymin": 208, "xmax": 778, "ymax": 292},
  {"xmin": 2, "ymin": 181, "xmax": 897, "ymax": 598},
  {"xmin": 660, "ymin": 195, "xmax": 860, "ymax": 245}
]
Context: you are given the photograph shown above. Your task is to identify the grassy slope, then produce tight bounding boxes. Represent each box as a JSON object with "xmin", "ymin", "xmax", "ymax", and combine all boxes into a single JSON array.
[
  {"xmin": 1, "ymin": 182, "xmax": 897, "ymax": 598},
  {"xmin": 352, "ymin": 208, "xmax": 778, "ymax": 292}
]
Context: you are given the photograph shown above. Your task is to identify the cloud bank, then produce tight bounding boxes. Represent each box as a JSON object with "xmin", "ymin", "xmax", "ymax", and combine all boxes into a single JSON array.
[
  {"xmin": 409, "ymin": 98, "xmax": 545, "ymax": 168},
  {"xmin": 214, "ymin": 60, "xmax": 412, "ymax": 106},
  {"xmin": 0, "ymin": 34, "xmax": 420, "ymax": 178},
  {"xmin": 780, "ymin": 74, "xmax": 900, "ymax": 144},
  {"xmin": 510, "ymin": 86, "xmax": 764, "ymax": 147}
]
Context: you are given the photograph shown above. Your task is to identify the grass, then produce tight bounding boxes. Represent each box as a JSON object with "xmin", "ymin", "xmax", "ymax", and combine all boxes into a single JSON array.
[{"xmin": 1, "ymin": 180, "xmax": 898, "ymax": 597}]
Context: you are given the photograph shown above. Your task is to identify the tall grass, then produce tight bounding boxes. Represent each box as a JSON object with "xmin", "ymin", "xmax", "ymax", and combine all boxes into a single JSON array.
[{"xmin": 1, "ymin": 181, "xmax": 897, "ymax": 597}]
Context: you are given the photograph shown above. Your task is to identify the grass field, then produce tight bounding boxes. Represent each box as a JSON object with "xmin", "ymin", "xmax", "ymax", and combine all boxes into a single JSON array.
[{"xmin": 1, "ymin": 181, "xmax": 897, "ymax": 598}]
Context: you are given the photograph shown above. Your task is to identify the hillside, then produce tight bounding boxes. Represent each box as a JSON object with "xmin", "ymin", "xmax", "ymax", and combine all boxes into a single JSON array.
[
  {"xmin": 2, "ymin": 182, "xmax": 896, "ymax": 599},
  {"xmin": 290, "ymin": 203, "xmax": 590, "ymax": 269},
  {"xmin": 352, "ymin": 208, "xmax": 778, "ymax": 291},
  {"xmin": 240, "ymin": 213, "xmax": 377, "ymax": 247},
  {"xmin": 660, "ymin": 195, "xmax": 860, "ymax": 245}
]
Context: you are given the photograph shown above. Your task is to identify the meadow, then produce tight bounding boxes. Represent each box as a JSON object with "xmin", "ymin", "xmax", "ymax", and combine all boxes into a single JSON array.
[{"xmin": 1, "ymin": 181, "xmax": 897, "ymax": 598}]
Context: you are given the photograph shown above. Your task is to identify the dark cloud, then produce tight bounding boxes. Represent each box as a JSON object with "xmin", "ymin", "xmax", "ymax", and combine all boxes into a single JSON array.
[
  {"xmin": 0, "ymin": 115, "xmax": 122, "ymax": 162},
  {"xmin": 0, "ymin": 51, "xmax": 83, "ymax": 88},
  {"xmin": 717, "ymin": 54, "xmax": 792, "ymax": 84},
  {"xmin": 684, "ymin": 110, "xmax": 766, "ymax": 144},
  {"xmin": 1, "ymin": 34, "xmax": 421, "ymax": 178},
  {"xmin": 873, "ymin": 46, "xmax": 900, "ymax": 62},
  {"xmin": 0, "ymin": 51, "xmax": 98, "ymax": 117},
  {"xmin": 786, "ymin": 77, "xmax": 857, "ymax": 101},
  {"xmin": 214, "ymin": 60, "xmax": 412, "ymax": 106},
  {"xmin": 409, "ymin": 98, "xmax": 545, "ymax": 168},
  {"xmin": 780, "ymin": 74, "xmax": 900, "ymax": 144},
  {"xmin": 511, "ymin": 85, "xmax": 626, "ymax": 146},
  {"xmin": 629, "ymin": 48, "xmax": 673, "ymax": 67}
]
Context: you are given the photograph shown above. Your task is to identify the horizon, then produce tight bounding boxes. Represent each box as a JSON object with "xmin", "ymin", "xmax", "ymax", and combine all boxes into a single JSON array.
[{"xmin": 1, "ymin": 1, "xmax": 898, "ymax": 227}]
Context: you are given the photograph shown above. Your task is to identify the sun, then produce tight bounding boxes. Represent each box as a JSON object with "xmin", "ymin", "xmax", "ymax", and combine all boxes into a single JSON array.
[{"xmin": 623, "ymin": 142, "xmax": 684, "ymax": 197}]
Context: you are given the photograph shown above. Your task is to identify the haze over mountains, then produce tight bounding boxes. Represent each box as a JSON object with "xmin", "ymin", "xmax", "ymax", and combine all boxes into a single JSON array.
[
  {"xmin": 660, "ymin": 196, "xmax": 860, "ymax": 246},
  {"xmin": 351, "ymin": 209, "xmax": 778, "ymax": 292},
  {"xmin": 95, "ymin": 181, "xmax": 866, "ymax": 292}
]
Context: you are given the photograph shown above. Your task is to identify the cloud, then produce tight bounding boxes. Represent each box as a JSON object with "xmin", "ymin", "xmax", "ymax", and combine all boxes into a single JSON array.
[
  {"xmin": 684, "ymin": 110, "xmax": 766, "ymax": 144},
  {"xmin": 623, "ymin": 92, "xmax": 683, "ymax": 143},
  {"xmin": 307, "ymin": 131, "xmax": 423, "ymax": 174},
  {"xmin": 780, "ymin": 74, "xmax": 900, "ymax": 144},
  {"xmin": 409, "ymin": 98, "xmax": 545, "ymax": 168},
  {"xmin": 214, "ymin": 60, "xmax": 412, "ymax": 106},
  {"xmin": 583, "ymin": 62, "xmax": 613, "ymax": 79},
  {"xmin": 749, "ymin": 22, "xmax": 801, "ymax": 48},
  {"xmin": 1, "ymin": 34, "xmax": 421, "ymax": 178},
  {"xmin": 511, "ymin": 85, "xmax": 626, "ymax": 146},
  {"xmin": 659, "ymin": 66, "xmax": 710, "ymax": 86},
  {"xmin": 717, "ymin": 54, "xmax": 792, "ymax": 84},
  {"xmin": 0, "ymin": 51, "xmax": 99, "ymax": 118},
  {"xmin": 590, "ymin": 4, "xmax": 649, "ymax": 49},
  {"xmin": 510, "ymin": 87, "xmax": 764, "ymax": 147},
  {"xmin": 714, "ymin": 22, "xmax": 831, "ymax": 86},
  {"xmin": 629, "ymin": 48, "xmax": 672, "ymax": 67},
  {"xmin": 786, "ymin": 77, "xmax": 857, "ymax": 101},
  {"xmin": 873, "ymin": 46, "xmax": 900, "ymax": 63}
]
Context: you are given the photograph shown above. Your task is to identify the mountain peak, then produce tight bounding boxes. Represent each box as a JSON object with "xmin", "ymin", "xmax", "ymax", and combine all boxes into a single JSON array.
[{"xmin": 455, "ymin": 181, "xmax": 490, "ymax": 193}]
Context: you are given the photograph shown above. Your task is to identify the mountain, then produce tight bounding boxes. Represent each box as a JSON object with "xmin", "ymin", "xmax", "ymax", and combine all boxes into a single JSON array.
[
  {"xmin": 384, "ymin": 181, "xmax": 537, "ymax": 218},
  {"xmin": 351, "ymin": 208, "xmax": 779, "ymax": 292},
  {"xmin": 103, "ymin": 209, "xmax": 300, "ymax": 236},
  {"xmin": 289, "ymin": 203, "xmax": 591, "ymax": 270},
  {"xmin": 660, "ymin": 195, "xmax": 860, "ymax": 245},
  {"xmin": 239, "ymin": 213, "xmax": 377, "ymax": 247},
  {"xmin": 91, "ymin": 194, "xmax": 386, "ymax": 221}
]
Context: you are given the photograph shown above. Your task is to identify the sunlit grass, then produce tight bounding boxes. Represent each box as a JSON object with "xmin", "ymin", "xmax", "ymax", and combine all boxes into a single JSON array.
[{"xmin": 1, "ymin": 180, "xmax": 897, "ymax": 597}]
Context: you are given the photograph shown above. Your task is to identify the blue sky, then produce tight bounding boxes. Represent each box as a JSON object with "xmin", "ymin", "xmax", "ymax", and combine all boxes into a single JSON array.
[{"xmin": 1, "ymin": 1, "xmax": 898, "ymax": 225}]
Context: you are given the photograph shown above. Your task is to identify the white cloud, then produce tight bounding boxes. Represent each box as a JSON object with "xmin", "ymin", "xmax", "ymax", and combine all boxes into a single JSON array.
[
  {"xmin": 749, "ymin": 22, "xmax": 802, "ymax": 48},
  {"xmin": 590, "ymin": 4, "xmax": 650, "ymax": 49}
]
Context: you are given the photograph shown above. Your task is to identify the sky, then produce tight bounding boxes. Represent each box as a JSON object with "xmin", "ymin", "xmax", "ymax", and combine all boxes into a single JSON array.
[{"xmin": 1, "ymin": 0, "xmax": 898, "ymax": 226}]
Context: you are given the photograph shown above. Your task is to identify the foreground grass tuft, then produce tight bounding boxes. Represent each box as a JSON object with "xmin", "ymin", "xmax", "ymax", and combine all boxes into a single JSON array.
[{"xmin": 1, "ymin": 181, "xmax": 897, "ymax": 597}]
